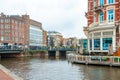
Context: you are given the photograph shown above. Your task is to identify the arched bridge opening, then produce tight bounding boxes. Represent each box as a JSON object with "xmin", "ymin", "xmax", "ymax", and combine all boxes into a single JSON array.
[
  {"xmin": 59, "ymin": 51, "xmax": 66, "ymax": 57},
  {"xmin": 48, "ymin": 51, "xmax": 56, "ymax": 57}
]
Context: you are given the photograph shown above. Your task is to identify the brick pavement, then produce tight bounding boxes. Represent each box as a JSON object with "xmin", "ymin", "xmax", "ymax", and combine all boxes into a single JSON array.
[{"xmin": 0, "ymin": 69, "xmax": 14, "ymax": 80}]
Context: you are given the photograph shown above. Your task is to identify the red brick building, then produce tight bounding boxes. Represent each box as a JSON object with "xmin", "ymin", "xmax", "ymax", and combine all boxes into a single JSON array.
[
  {"xmin": 0, "ymin": 13, "xmax": 47, "ymax": 48},
  {"xmin": 0, "ymin": 13, "xmax": 27, "ymax": 46},
  {"xmin": 84, "ymin": 0, "xmax": 120, "ymax": 54}
]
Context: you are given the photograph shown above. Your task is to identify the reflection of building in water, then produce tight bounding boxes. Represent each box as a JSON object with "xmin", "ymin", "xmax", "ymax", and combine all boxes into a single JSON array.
[{"xmin": 84, "ymin": 0, "xmax": 120, "ymax": 55}]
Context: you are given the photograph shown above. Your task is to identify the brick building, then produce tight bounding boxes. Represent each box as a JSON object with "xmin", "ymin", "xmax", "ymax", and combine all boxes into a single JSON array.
[
  {"xmin": 42, "ymin": 30, "xmax": 47, "ymax": 46},
  {"xmin": 47, "ymin": 31, "xmax": 63, "ymax": 48},
  {"xmin": 63, "ymin": 37, "xmax": 77, "ymax": 49},
  {"xmin": 0, "ymin": 13, "xmax": 46, "ymax": 48},
  {"xmin": 84, "ymin": 0, "xmax": 120, "ymax": 55}
]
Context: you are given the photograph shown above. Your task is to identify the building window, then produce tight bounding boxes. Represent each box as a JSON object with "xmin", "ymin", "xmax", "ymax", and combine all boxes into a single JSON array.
[
  {"xmin": 94, "ymin": 39, "xmax": 100, "ymax": 50},
  {"xmin": 94, "ymin": 16, "xmax": 96, "ymax": 23},
  {"xmin": 82, "ymin": 39, "xmax": 87, "ymax": 49},
  {"xmin": 99, "ymin": 0, "xmax": 104, "ymax": 6},
  {"xmin": 108, "ymin": 0, "xmax": 114, "ymax": 4},
  {"xmin": 102, "ymin": 38, "xmax": 112, "ymax": 50},
  {"xmin": 90, "ymin": 39, "xmax": 92, "ymax": 50},
  {"xmin": 1, "ymin": 19, "xmax": 4, "ymax": 23},
  {"xmin": 99, "ymin": 12, "xmax": 104, "ymax": 23},
  {"xmin": 103, "ymin": 31, "xmax": 113, "ymax": 36},
  {"xmin": 108, "ymin": 10, "xmax": 114, "ymax": 22},
  {"xmin": 94, "ymin": 0, "xmax": 96, "ymax": 7},
  {"xmin": 94, "ymin": 32, "xmax": 101, "ymax": 37}
]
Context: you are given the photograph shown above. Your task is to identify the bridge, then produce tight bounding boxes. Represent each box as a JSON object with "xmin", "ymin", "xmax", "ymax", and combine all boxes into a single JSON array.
[
  {"xmin": 0, "ymin": 46, "xmax": 76, "ymax": 58},
  {"xmin": 0, "ymin": 46, "xmax": 23, "ymax": 58},
  {"xmin": 47, "ymin": 48, "xmax": 76, "ymax": 57},
  {"xmin": 0, "ymin": 46, "xmax": 23, "ymax": 54}
]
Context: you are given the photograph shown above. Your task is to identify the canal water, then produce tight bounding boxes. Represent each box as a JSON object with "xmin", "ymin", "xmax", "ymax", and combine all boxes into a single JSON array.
[{"xmin": 0, "ymin": 57, "xmax": 120, "ymax": 80}]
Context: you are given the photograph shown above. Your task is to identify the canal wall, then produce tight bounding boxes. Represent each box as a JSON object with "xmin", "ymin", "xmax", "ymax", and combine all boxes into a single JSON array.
[
  {"xmin": 0, "ymin": 50, "xmax": 69, "ymax": 58},
  {"xmin": 0, "ymin": 64, "xmax": 23, "ymax": 80},
  {"xmin": 23, "ymin": 50, "xmax": 49, "ymax": 57}
]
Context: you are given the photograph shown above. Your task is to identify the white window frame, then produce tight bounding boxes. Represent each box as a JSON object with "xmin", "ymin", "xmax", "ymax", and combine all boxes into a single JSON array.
[
  {"xmin": 107, "ymin": 0, "xmax": 115, "ymax": 5},
  {"xmin": 99, "ymin": 12, "xmax": 104, "ymax": 23},
  {"xmin": 107, "ymin": 9, "xmax": 114, "ymax": 23},
  {"xmin": 99, "ymin": 0, "xmax": 104, "ymax": 6}
]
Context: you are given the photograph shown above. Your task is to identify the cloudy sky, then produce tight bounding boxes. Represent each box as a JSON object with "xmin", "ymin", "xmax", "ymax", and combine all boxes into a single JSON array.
[{"xmin": 0, "ymin": 0, "xmax": 87, "ymax": 38}]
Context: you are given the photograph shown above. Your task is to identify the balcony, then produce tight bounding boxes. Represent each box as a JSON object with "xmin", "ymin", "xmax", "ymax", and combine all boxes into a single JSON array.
[
  {"xmin": 89, "ymin": 22, "xmax": 115, "ymax": 31},
  {"xmin": 94, "ymin": 5, "xmax": 104, "ymax": 13}
]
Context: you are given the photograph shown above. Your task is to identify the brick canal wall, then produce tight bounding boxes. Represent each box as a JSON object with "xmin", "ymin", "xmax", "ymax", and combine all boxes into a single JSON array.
[{"xmin": 0, "ymin": 50, "xmax": 68, "ymax": 58}]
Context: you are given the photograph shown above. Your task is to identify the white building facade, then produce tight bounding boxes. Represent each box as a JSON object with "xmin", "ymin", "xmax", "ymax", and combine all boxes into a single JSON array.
[{"xmin": 29, "ymin": 25, "xmax": 43, "ymax": 46}]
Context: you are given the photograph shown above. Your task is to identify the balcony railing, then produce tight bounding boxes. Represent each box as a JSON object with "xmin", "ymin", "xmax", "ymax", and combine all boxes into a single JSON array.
[{"xmin": 94, "ymin": 5, "xmax": 104, "ymax": 13}]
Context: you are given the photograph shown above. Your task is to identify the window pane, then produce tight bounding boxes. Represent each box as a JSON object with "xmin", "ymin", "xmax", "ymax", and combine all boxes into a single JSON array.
[
  {"xmin": 108, "ymin": 10, "xmax": 114, "ymax": 22},
  {"xmin": 82, "ymin": 39, "xmax": 87, "ymax": 49},
  {"xmin": 94, "ymin": 39, "xmax": 100, "ymax": 50},
  {"xmin": 90, "ymin": 39, "xmax": 92, "ymax": 50},
  {"xmin": 108, "ymin": 0, "xmax": 114, "ymax": 4},
  {"xmin": 99, "ymin": 12, "xmax": 104, "ymax": 23},
  {"xmin": 102, "ymin": 38, "xmax": 112, "ymax": 50},
  {"xmin": 100, "ymin": 0, "xmax": 104, "ymax": 5},
  {"xmin": 103, "ymin": 31, "xmax": 113, "ymax": 36}
]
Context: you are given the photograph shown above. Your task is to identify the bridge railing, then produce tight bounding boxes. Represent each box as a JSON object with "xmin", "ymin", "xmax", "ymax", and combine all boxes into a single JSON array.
[
  {"xmin": 48, "ymin": 47, "xmax": 76, "ymax": 51},
  {"xmin": 0, "ymin": 46, "xmax": 23, "ymax": 51},
  {"xmin": 28, "ymin": 46, "xmax": 76, "ymax": 51}
]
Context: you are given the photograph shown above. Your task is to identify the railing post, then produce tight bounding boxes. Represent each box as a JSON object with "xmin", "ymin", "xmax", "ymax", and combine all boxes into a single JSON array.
[
  {"xmin": 110, "ymin": 56, "xmax": 113, "ymax": 66},
  {"xmin": 118, "ymin": 57, "xmax": 120, "ymax": 64},
  {"xmin": 85, "ymin": 56, "xmax": 88, "ymax": 65},
  {"xmin": 99, "ymin": 56, "xmax": 101, "ymax": 63},
  {"xmin": 89, "ymin": 56, "xmax": 91, "ymax": 62}
]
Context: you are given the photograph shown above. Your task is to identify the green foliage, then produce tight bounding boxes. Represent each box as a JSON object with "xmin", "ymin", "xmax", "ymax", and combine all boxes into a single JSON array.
[
  {"xmin": 83, "ymin": 49, "xmax": 87, "ymax": 53},
  {"xmin": 29, "ymin": 50, "xmax": 34, "ymax": 56},
  {"xmin": 28, "ymin": 50, "xmax": 46, "ymax": 56}
]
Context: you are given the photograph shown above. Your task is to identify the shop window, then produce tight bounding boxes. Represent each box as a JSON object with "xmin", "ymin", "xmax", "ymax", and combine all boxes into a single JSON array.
[
  {"xmin": 90, "ymin": 39, "xmax": 92, "ymax": 50},
  {"xmin": 102, "ymin": 38, "xmax": 112, "ymax": 50},
  {"xmin": 94, "ymin": 39, "xmax": 100, "ymax": 50}
]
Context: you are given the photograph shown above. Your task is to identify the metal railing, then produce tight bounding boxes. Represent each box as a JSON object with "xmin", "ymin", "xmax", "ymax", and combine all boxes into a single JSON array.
[{"xmin": 0, "ymin": 46, "xmax": 23, "ymax": 51}]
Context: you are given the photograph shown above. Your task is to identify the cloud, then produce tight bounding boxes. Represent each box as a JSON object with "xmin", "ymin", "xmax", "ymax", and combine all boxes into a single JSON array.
[{"xmin": 0, "ymin": 0, "xmax": 87, "ymax": 38}]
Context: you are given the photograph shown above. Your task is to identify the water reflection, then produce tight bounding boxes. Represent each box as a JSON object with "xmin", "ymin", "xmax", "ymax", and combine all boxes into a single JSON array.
[
  {"xmin": 75, "ymin": 64, "xmax": 120, "ymax": 80},
  {"xmin": 0, "ymin": 57, "xmax": 120, "ymax": 80}
]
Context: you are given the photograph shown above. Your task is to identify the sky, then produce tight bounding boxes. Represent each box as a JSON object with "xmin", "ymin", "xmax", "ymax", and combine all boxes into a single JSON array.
[{"xmin": 0, "ymin": 0, "xmax": 87, "ymax": 38}]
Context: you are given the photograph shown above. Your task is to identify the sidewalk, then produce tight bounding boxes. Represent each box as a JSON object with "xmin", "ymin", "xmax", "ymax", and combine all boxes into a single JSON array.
[
  {"xmin": 0, "ymin": 64, "xmax": 23, "ymax": 80},
  {"xmin": 0, "ymin": 69, "xmax": 14, "ymax": 80}
]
